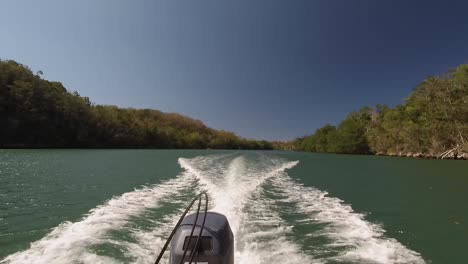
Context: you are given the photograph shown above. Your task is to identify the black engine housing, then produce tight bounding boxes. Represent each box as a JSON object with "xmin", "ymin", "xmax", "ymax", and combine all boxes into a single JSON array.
[{"xmin": 169, "ymin": 212, "xmax": 234, "ymax": 264}]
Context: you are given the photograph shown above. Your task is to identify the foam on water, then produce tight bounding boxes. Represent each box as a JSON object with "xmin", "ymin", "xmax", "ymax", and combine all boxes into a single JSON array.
[
  {"xmin": 1, "ymin": 174, "xmax": 194, "ymax": 264},
  {"xmin": 179, "ymin": 155, "xmax": 316, "ymax": 264},
  {"xmin": 2, "ymin": 153, "xmax": 426, "ymax": 264},
  {"xmin": 269, "ymin": 174, "xmax": 426, "ymax": 264},
  {"xmin": 123, "ymin": 210, "xmax": 188, "ymax": 264}
]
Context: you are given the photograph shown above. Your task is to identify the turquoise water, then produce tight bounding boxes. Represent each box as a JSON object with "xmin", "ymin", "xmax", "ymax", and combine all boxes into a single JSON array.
[{"xmin": 0, "ymin": 150, "xmax": 467, "ymax": 263}]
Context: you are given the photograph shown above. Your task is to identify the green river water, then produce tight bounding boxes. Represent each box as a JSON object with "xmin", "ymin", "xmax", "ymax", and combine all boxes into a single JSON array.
[{"xmin": 0, "ymin": 150, "xmax": 467, "ymax": 264}]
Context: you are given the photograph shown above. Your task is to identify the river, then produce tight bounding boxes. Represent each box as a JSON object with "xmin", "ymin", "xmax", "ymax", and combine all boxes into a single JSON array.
[{"xmin": 0, "ymin": 150, "xmax": 467, "ymax": 263}]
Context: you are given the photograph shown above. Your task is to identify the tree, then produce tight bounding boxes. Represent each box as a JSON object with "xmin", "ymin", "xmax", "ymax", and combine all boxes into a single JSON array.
[{"xmin": 0, "ymin": 59, "xmax": 273, "ymax": 150}]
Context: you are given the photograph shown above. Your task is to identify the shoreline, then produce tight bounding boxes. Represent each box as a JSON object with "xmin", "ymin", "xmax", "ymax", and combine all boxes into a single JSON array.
[
  {"xmin": 1, "ymin": 146, "xmax": 467, "ymax": 160},
  {"xmin": 375, "ymin": 151, "xmax": 468, "ymax": 160}
]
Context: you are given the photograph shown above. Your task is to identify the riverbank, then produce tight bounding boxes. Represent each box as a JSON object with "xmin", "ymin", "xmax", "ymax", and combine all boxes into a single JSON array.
[{"xmin": 376, "ymin": 150, "xmax": 468, "ymax": 160}]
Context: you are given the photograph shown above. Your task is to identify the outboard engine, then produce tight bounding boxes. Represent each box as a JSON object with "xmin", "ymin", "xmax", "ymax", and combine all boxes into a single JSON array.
[
  {"xmin": 170, "ymin": 212, "xmax": 234, "ymax": 264},
  {"xmin": 154, "ymin": 192, "xmax": 234, "ymax": 264}
]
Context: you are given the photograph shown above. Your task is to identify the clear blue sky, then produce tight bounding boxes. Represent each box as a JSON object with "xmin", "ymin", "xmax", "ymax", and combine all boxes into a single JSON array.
[{"xmin": 1, "ymin": 0, "xmax": 468, "ymax": 140}]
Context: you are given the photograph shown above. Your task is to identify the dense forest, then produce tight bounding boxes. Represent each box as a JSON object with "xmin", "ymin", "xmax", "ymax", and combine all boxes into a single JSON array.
[
  {"xmin": 2, "ymin": 59, "xmax": 467, "ymax": 157},
  {"xmin": 292, "ymin": 64, "xmax": 468, "ymax": 159},
  {"xmin": 0, "ymin": 59, "xmax": 272, "ymax": 149}
]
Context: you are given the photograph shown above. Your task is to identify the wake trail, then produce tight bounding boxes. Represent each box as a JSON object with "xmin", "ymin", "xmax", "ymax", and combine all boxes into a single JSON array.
[
  {"xmin": 179, "ymin": 155, "xmax": 317, "ymax": 264},
  {"xmin": 1, "ymin": 173, "xmax": 195, "ymax": 264},
  {"xmin": 123, "ymin": 200, "xmax": 195, "ymax": 264},
  {"xmin": 3, "ymin": 153, "xmax": 427, "ymax": 264},
  {"xmin": 269, "ymin": 174, "xmax": 426, "ymax": 264}
]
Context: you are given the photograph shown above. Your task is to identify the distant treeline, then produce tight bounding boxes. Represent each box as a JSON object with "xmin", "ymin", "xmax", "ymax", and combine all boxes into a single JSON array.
[
  {"xmin": 0, "ymin": 60, "xmax": 272, "ymax": 149},
  {"xmin": 292, "ymin": 65, "xmax": 468, "ymax": 158}
]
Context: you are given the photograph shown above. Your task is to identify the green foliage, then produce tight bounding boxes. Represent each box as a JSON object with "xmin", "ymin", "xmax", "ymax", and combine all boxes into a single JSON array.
[
  {"xmin": 294, "ymin": 65, "xmax": 468, "ymax": 156},
  {"xmin": 295, "ymin": 109, "xmax": 372, "ymax": 154},
  {"xmin": 333, "ymin": 108, "xmax": 371, "ymax": 154},
  {"xmin": 296, "ymin": 124, "xmax": 337, "ymax": 152},
  {"xmin": 0, "ymin": 59, "xmax": 272, "ymax": 150}
]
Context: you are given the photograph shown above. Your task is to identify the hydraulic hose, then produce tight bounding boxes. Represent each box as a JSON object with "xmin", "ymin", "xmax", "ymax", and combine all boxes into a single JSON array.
[{"xmin": 154, "ymin": 192, "xmax": 209, "ymax": 264}]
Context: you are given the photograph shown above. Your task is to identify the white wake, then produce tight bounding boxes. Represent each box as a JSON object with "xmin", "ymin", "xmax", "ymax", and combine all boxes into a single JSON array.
[
  {"xmin": 1, "ymin": 174, "xmax": 194, "ymax": 264},
  {"xmin": 2, "ymin": 154, "xmax": 426, "ymax": 264},
  {"xmin": 179, "ymin": 155, "xmax": 316, "ymax": 263},
  {"xmin": 269, "ymin": 174, "xmax": 425, "ymax": 264}
]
